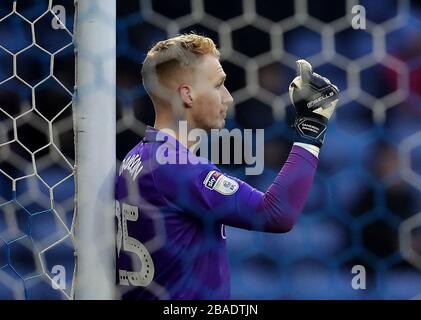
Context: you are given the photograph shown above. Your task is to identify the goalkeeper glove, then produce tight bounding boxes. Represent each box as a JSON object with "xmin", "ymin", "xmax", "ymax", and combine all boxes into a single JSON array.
[{"xmin": 289, "ymin": 59, "xmax": 339, "ymax": 147}]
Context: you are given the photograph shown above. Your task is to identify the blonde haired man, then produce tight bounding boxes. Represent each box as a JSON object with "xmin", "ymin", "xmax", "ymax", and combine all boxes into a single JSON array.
[{"xmin": 116, "ymin": 34, "xmax": 339, "ymax": 299}]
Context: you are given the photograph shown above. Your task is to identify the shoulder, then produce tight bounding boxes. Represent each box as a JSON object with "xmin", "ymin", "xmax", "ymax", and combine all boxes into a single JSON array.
[{"xmin": 151, "ymin": 153, "xmax": 218, "ymax": 186}]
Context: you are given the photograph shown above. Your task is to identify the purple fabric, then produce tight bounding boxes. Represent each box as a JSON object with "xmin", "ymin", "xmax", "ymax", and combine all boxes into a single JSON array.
[{"xmin": 115, "ymin": 127, "xmax": 318, "ymax": 300}]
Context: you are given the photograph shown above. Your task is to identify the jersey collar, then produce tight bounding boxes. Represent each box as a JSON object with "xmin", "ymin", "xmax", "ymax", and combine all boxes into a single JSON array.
[{"xmin": 143, "ymin": 126, "xmax": 187, "ymax": 151}]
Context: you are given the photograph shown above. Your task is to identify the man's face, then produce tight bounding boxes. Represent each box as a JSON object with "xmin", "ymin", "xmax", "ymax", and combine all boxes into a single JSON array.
[{"xmin": 189, "ymin": 54, "xmax": 234, "ymax": 131}]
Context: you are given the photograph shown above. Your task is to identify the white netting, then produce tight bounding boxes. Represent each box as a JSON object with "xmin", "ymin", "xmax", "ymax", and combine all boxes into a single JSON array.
[
  {"xmin": 0, "ymin": 0, "xmax": 420, "ymax": 300},
  {"xmin": 0, "ymin": 0, "xmax": 75, "ymax": 299}
]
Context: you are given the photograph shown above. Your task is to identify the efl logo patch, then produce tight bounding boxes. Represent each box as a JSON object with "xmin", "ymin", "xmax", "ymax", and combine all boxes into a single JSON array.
[
  {"xmin": 203, "ymin": 170, "xmax": 239, "ymax": 195},
  {"xmin": 204, "ymin": 170, "xmax": 222, "ymax": 189}
]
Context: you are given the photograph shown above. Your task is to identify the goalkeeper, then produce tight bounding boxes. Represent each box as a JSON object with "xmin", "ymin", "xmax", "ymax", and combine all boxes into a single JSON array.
[{"xmin": 115, "ymin": 34, "xmax": 339, "ymax": 299}]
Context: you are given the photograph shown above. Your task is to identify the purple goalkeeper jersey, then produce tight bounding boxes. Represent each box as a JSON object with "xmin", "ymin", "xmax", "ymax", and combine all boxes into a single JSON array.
[{"xmin": 115, "ymin": 126, "xmax": 318, "ymax": 300}]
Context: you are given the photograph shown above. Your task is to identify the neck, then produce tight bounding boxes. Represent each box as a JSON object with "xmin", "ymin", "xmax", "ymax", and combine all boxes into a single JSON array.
[{"xmin": 154, "ymin": 112, "xmax": 197, "ymax": 149}]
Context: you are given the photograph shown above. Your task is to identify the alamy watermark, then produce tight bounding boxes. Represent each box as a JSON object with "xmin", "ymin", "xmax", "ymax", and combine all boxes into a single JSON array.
[
  {"xmin": 351, "ymin": 265, "xmax": 366, "ymax": 290},
  {"xmin": 51, "ymin": 5, "xmax": 66, "ymax": 30},
  {"xmin": 351, "ymin": 5, "xmax": 366, "ymax": 30},
  {"xmin": 155, "ymin": 121, "xmax": 264, "ymax": 175},
  {"xmin": 51, "ymin": 265, "xmax": 66, "ymax": 290}
]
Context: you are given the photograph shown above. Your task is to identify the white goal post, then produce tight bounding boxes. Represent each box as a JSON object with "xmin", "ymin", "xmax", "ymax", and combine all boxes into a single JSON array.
[{"xmin": 73, "ymin": 0, "xmax": 116, "ymax": 300}]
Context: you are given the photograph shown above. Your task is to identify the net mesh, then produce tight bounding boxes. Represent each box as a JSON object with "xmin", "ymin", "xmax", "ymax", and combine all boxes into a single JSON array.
[
  {"xmin": 0, "ymin": 0, "xmax": 420, "ymax": 300},
  {"xmin": 0, "ymin": 0, "xmax": 75, "ymax": 299}
]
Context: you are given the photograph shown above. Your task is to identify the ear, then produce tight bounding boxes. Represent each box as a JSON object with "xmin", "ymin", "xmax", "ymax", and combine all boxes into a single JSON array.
[{"xmin": 179, "ymin": 84, "xmax": 194, "ymax": 108}]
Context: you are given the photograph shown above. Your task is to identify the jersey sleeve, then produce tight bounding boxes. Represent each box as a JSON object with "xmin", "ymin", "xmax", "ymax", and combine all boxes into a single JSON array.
[{"xmin": 151, "ymin": 145, "xmax": 318, "ymax": 233}]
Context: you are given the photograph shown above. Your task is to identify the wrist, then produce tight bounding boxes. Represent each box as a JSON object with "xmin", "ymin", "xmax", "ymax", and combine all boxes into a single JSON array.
[
  {"xmin": 293, "ymin": 142, "xmax": 320, "ymax": 158},
  {"xmin": 294, "ymin": 115, "xmax": 327, "ymax": 147}
]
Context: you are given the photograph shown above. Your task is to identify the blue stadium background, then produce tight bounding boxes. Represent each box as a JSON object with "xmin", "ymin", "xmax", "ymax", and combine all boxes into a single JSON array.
[{"xmin": 0, "ymin": 0, "xmax": 420, "ymax": 299}]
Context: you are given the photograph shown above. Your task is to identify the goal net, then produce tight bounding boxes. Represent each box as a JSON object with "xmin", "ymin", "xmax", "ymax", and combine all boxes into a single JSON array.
[
  {"xmin": 0, "ymin": 0, "xmax": 115, "ymax": 300},
  {"xmin": 0, "ymin": 0, "xmax": 76, "ymax": 299},
  {"xmin": 1, "ymin": 0, "xmax": 420, "ymax": 300}
]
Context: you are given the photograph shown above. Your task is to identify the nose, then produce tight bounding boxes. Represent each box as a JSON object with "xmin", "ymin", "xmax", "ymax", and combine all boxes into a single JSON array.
[{"xmin": 223, "ymin": 85, "xmax": 234, "ymax": 107}]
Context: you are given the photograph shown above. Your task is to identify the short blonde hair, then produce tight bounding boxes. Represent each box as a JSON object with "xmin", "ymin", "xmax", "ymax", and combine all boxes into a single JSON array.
[{"xmin": 141, "ymin": 33, "xmax": 220, "ymax": 96}]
